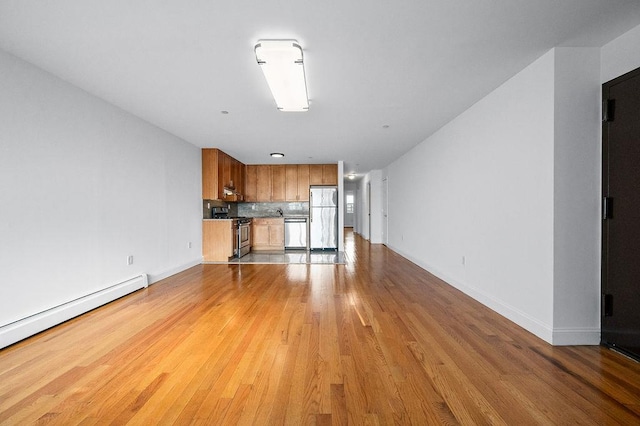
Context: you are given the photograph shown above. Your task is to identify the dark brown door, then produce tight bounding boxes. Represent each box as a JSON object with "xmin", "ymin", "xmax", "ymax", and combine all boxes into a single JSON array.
[{"xmin": 602, "ymin": 67, "xmax": 640, "ymax": 359}]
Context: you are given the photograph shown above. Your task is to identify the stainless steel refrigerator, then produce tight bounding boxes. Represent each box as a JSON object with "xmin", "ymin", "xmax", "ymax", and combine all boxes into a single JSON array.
[{"xmin": 309, "ymin": 186, "xmax": 338, "ymax": 250}]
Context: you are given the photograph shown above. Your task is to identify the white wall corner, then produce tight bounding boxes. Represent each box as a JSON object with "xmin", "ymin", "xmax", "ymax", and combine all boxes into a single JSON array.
[{"xmin": 552, "ymin": 47, "xmax": 601, "ymax": 340}]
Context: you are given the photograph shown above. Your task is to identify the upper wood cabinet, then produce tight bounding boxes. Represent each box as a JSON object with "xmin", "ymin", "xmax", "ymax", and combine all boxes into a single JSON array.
[
  {"xmin": 202, "ymin": 149, "xmax": 219, "ymax": 200},
  {"xmin": 202, "ymin": 148, "xmax": 246, "ymax": 201},
  {"xmin": 206, "ymin": 154, "xmax": 336, "ymax": 202},
  {"xmin": 217, "ymin": 151, "xmax": 231, "ymax": 198},
  {"xmin": 231, "ymin": 158, "xmax": 245, "ymax": 198},
  {"xmin": 285, "ymin": 164, "xmax": 310, "ymax": 201},
  {"xmin": 271, "ymin": 165, "xmax": 286, "ymax": 201},
  {"xmin": 285, "ymin": 165, "xmax": 297, "ymax": 201},
  {"xmin": 309, "ymin": 164, "xmax": 337, "ymax": 186},
  {"xmin": 297, "ymin": 165, "xmax": 310, "ymax": 201},
  {"xmin": 245, "ymin": 165, "xmax": 258, "ymax": 202},
  {"xmin": 256, "ymin": 165, "xmax": 272, "ymax": 201},
  {"xmin": 245, "ymin": 165, "xmax": 274, "ymax": 202},
  {"xmin": 244, "ymin": 163, "xmax": 335, "ymax": 202},
  {"xmin": 322, "ymin": 164, "xmax": 338, "ymax": 185},
  {"xmin": 309, "ymin": 165, "xmax": 323, "ymax": 185}
]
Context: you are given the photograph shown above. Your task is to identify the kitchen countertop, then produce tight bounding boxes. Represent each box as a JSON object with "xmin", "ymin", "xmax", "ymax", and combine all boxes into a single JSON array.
[{"xmin": 249, "ymin": 215, "xmax": 308, "ymax": 219}]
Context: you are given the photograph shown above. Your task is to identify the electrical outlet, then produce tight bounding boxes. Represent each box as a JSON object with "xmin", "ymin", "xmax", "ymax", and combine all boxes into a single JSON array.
[
  {"xmin": 188, "ymin": 242, "xmax": 192, "ymax": 249},
  {"xmin": 127, "ymin": 255, "xmax": 134, "ymax": 265}
]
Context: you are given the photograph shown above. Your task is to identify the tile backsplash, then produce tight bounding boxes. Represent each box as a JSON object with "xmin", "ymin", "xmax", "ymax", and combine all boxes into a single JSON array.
[{"xmin": 238, "ymin": 202, "xmax": 309, "ymax": 218}]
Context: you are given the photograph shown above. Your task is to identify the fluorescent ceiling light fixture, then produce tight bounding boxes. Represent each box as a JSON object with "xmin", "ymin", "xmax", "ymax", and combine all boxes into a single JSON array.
[
  {"xmin": 255, "ymin": 40, "xmax": 309, "ymax": 112},
  {"xmin": 270, "ymin": 152, "xmax": 285, "ymax": 158}
]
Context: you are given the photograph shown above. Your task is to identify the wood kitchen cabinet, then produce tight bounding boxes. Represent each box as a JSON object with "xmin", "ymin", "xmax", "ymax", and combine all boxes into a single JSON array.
[
  {"xmin": 297, "ymin": 164, "xmax": 310, "ymax": 201},
  {"xmin": 245, "ymin": 165, "xmax": 257, "ymax": 201},
  {"xmin": 228, "ymin": 155, "xmax": 244, "ymax": 198},
  {"xmin": 202, "ymin": 148, "xmax": 246, "ymax": 201},
  {"xmin": 285, "ymin": 165, "xmax": 298, "ymax": 201},
  {"xmin": 246, "ymin": 164, "xmax": 273, "ymax": 202},
  {"xmin": 202, "ymin": 149, "xmax": 219, "ymax": 200},
  {"xmin": 322, "ymin": 164, "xmax": 338, "ymax": 185},
  {"xmin": 285, "ymin": 164, "xmax": 310, "ymax": 201},
  {"xmin": 309, "ymin": 164, "xmax": 338, "ymax": 186},
  {"xmin": 309, "ymin": 164, "xmax": 323, "ymax": 185},
  {"xmin": 256, "ymin": 165, "xmax": 272, "ymax": 201},
  {"xmin": 271, "ymin": 165, "xmax": 286, "ymax": 201},
  {"xmin": 245, "ymin": 163, "xmax": 333, "ymax": 202},
  {"xmin": 217, "ymin": 151, "xmax": 231, "ymax": 198},
  {"xmin": 251, "ymin": 218, "xmax": 284, "ymax": 250},
  {"xmin": 202, "ymin": 220, "xmax": 234, "ymax": 261},
  {"xmin": 245, "ymin": 165, "xmax": 275, "ymax": 202}
]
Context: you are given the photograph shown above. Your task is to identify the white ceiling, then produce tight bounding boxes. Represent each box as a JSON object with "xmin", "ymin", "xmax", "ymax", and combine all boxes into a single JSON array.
[{"xmin": 2, "ymin": 1, "xmax": 640, "ymax": 177}]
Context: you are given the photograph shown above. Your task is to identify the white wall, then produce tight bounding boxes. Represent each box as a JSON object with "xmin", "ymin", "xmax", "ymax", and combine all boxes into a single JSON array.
[
  {"xmin": 552, "ymin": 48, "xmax": 601, "ymax": 344},
  {"xmin": 386, "ymin": 51, "xmax": 556, "ymax": 341},
  {"xmin": 381, "ymin": 41, "xmax": 636, "ymax": 345},
  {"xmin": 357, "ymin": 176, "xmax": 369, "ymax": 239},
  {"xmin": 368, "ymin": 170, "xmax": 384, "ymax": 244},
  {"xmin": 0, "ymin": 50, "xmax": 202, "ymax": 328},
  {"xmin": 601, "ymin": 23, "xmax": 640, "ymax": 83}
]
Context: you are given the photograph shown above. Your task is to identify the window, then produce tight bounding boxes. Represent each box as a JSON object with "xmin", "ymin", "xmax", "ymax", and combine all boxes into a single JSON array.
[{"xmin": 346, "ymin": 193, "xmax": 354, "ymax": 214}]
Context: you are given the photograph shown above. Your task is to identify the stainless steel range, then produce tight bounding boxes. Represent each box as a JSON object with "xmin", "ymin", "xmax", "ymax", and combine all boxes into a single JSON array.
[
  {"xmin": 234, "ymin": 217, "xmax": 252, "ymax": 258},
  {"xmin": 205, "ymin": 203, "xmax": 252, "ymax": 259}
]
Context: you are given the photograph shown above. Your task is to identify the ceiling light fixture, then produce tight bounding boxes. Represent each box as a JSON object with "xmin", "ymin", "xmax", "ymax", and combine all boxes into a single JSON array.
[
  {"xmin": 348, "ymin": 174, "xmax": 356, "ymax": 180},
  {"xmin": 255, "ymin": 40, "xmax": 309, "ymax": 112},
  {"xmin": 270, "ymin": 152, "xmax": 285, "ymax": 158}
]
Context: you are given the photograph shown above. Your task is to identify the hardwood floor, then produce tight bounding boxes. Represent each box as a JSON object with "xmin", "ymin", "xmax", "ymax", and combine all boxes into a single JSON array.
[{"xmin": 1, "ymin": 230, "xmax": 639, "ymax": 424}]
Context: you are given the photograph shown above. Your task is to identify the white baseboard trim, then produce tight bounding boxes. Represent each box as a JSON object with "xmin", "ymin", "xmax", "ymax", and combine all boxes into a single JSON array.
[
  {"xmin": 147, "ymin": 257, "xmax": 203, "ymax": 284},
  {"xmin": 0, "ymin": 274, "xmax": 148, "ymax": 350},
  {"xmin": 386, "ymin": 244, "xmax": 557, "ymax": 344},
  {"xmin": 552, "ymin": 328, "xmax": 600, "ymax": 346}
]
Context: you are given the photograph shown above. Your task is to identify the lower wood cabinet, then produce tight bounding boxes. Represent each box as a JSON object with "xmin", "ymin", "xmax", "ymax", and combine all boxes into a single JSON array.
[
  {"xmin": 251, "ymin": 218, "xmax": 284, "ymax": 251},
  {"xmin": 203, "ymin": 220, "xmax": 234, "ymax": 261}
]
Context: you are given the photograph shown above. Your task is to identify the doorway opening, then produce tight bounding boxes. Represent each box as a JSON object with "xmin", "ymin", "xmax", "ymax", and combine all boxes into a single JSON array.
[{"xmin": 344, "ymin": 190, "xmax": 355, "ymax": 228}]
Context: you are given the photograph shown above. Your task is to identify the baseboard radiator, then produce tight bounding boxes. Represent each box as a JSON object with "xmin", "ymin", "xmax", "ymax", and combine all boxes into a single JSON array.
[{"xmin": 0, "ymin": 274, "xmax": 148, "ymax": 350}]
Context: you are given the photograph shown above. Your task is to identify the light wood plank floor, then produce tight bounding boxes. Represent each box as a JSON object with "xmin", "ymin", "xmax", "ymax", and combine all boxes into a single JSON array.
[{"xmin": 1, "ymin": 230, "xmax": 639, "ymax": 424}]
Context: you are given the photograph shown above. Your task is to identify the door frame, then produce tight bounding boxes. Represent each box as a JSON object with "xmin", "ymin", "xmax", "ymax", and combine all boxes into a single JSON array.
[
  {"xmin": 601, "ymin": 65, "xmax": 640, "ymax": 359},
  {"xmin": 367, "ymin": 182, "xmax": 371, "ymax": 241},
  {"xmin": 382, "ymin": 177, "xmax": 388, "ymax": 246}
]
